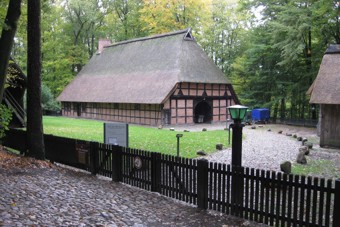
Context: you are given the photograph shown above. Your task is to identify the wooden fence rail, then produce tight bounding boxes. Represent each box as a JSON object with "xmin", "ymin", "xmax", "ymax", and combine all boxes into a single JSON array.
[{"xmin": 2, "ymin": 128, "xmax": 339, "ymax": 227}]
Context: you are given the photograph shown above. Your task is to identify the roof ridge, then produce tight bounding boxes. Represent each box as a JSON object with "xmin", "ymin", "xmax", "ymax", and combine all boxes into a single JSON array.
[
  {"xmin": 325, "ymin": 44, "xmax": 340, "ymax": 54},
  {"xmin": 105, "ymin": 28, "xmax": 192, "ymax": 49}
]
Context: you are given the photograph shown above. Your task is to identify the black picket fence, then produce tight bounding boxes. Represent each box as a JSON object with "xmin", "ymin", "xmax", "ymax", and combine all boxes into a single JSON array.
[{"xmin": 2, "ymin": 129, "xmax": 339, "ymax": 227}]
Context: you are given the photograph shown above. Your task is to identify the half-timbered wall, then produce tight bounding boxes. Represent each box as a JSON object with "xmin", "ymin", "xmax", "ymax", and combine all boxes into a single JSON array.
[
  {"xmin": 166, "ymin": 82, "xmax": 237, "ymax": 125},
  {"xmin": 61, "ymin": 82, "xmax": 238, "ymax": 126},
  {"xmin": 61, "ymin": 102, "xmax": 162, "ymax": 126}
]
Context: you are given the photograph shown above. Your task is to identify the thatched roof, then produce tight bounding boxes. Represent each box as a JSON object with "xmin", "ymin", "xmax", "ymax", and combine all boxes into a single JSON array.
[
  {"xmin": 309, "ymin": 44, "xmax": 340, "ymax": 104},
  {"xmin": 57, "ymin": 28, "xmax": 231, "ymax": 104},
  {"xmin": 7, "ymin": 57, "xmax": 27, "ymax": 88}
]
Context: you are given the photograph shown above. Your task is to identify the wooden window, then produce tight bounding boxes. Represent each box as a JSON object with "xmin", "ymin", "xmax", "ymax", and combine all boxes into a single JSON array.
[
  {"xmin": 81, "ymin": 103, "xmax": 87, "ymax": 112},
  {"xmin": 64, "ymin": 102, "xmax": 71, "ymax": 111}
]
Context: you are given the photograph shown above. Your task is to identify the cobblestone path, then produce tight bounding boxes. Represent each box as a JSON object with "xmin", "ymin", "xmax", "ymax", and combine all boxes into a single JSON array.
[{"xmin": 0, "ymin": 167, "xmax": 266, "ymax": 226}]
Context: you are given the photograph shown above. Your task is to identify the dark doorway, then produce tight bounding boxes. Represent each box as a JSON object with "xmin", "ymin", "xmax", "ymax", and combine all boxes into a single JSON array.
[
  {"xmin": 194, "ymin": 101, "xmax": 212, "ymax": 123},
  {"xmin": 162, "ymin": 109, "xmax": 171, "ymax": 125},
  {"xmin": 76, "ymin": 103, "xmax": 81, "ymax": 116}
]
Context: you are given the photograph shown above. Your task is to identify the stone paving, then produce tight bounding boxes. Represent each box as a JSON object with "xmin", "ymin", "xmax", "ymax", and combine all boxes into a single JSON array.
[{"xmin": 0, "ymin": 166, "xmax": 266, "ymax": 226}]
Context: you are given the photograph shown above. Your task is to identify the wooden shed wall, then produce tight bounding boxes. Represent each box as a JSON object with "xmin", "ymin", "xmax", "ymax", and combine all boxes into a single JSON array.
[{"xmin": 320, "ymin": 104, "xmax": 340, "ymax": 148}]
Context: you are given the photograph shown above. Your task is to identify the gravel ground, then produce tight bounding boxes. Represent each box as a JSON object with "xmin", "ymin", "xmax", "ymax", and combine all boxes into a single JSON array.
[
  {"xmin": 166, "ymin": 123, "xmax": 340, "ymax": 178},
  {"xmin": 204, "ymin": 125, "xmax": 301, "ymax": 172}
]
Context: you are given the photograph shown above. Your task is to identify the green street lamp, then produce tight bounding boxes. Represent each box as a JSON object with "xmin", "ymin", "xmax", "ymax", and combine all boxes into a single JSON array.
[
  {"xmin": 227, "ymin": 105, "xmax": 248, "ymax": 166},
  {"xmin": 228, "ymin": 105, "xmax": 248, "ymax": 124},
  {"xmin": 227, "ymin": 104, "xmax": 248, "ymax": 216}
]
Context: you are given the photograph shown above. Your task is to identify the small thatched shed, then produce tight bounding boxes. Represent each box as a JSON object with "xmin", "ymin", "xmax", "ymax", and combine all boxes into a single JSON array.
[
  {"xmin": 308, "ymin": 44, "xmax": 340, "ymax": 148},
  {"xmin": 57, "ymin": 28, "xmax": 239, "ymax": 126}
]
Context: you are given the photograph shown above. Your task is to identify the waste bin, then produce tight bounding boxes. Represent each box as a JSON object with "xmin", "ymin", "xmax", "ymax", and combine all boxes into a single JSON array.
[{"xmin": 252, "ymin": 108, "xmax": 270, "ymax": 123}]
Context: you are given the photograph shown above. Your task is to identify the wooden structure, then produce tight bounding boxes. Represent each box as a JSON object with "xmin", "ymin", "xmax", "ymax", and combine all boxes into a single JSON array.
[
  {"xmin": 308, "ymin": 44, "xmax": 340, "ymax": 148},
  {"xmin": 57, "ymin": 28, "xmax": 239, "ymax": 125},
  {"xmin": 2, "ymin": 57, "xmax": 26, "ymax": 127}
]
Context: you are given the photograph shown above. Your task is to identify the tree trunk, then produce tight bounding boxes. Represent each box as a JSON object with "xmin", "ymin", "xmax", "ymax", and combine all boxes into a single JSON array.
[
  {"xmin": 273, "ymin": 101, "xmax": 279, "ymax": 123},
  {"xmin": 0, "ymin": 0, "xmax": 22, "ymax": 102},
  {"xmin": 280, "ymin": 98, "xmax": 286, "ymax": 120},
  {"xmin": 27, "ymin": 0, "xmax": 45, "ymax": 159}
]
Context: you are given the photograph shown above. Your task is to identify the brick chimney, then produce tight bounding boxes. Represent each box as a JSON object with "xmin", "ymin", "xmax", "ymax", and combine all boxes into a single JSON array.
[{"xmin": 97, "ymin": 39, "xmax": 111, "ymax": 54}]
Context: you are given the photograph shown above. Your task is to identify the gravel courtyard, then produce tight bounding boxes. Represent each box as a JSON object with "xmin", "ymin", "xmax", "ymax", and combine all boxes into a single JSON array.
[
  {"xmin": 205, "ymin": 124, "xmax": 309, "ymax": 171},
  {"xmin": 172, "ymin": 123, "xmax": 340, "ymax": 179}
]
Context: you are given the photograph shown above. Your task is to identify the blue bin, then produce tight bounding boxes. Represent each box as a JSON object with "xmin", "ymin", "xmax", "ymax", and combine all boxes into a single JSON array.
[{"xmin": 252, "ymin": 108, "xmax": 270, "ymax": 122}]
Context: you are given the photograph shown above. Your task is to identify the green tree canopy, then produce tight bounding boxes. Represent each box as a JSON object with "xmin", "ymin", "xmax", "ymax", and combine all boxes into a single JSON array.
[{"xmin": 3, "ymin": 0, "xmax": 340, "ymax": 120}]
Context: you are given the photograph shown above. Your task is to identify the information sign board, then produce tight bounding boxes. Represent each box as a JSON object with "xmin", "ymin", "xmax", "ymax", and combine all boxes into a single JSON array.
[
  {"xmin": 104, "ymin": 122, "xmax": 129, "ymax": 147},
  {"xmin": 75, "ymin": 140, "xmax": 90, "ymax": 165}
]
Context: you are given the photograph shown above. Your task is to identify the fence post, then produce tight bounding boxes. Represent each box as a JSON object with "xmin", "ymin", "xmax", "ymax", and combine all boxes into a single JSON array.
[
  {"xmin": 197, "ymin": 159, "xmax": 208, "ymax": 210},
  {"xmin": 334, "ymin": 179, "xmax": 340, "ymax": 227},
  {"xmin": 231, "ymin": 165, "xmax": 244, "ymax": 217},
  {"xmin": 90, "ymin": 141, "xmax": 99, "ymax": 175},
  {"xmin": 151, "ymin": 152, "xmax": 161, "ymax": 193},
  {"xmin": 112, "ymin": 146, "xmax": 123, "ymax": 182}
]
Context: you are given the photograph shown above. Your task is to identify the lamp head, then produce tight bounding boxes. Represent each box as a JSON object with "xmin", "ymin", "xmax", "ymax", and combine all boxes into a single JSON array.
[
  {"xmin": 227, "ymin": 105, "xmax": 248, "ymax": 121},
  {"xmin": 176, "ymin": 134, "xmax": 183, "ymax": 138}
]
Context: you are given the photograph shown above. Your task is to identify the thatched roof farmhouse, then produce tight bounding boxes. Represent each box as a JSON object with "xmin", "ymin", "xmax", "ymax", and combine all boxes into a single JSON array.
[
  {"xmin": 57, "ymin": 28, "xmax": 239, "ymax": 125},
  {"xmin": 308, "ymin": 44, "xmax": 340, "ymax": 148}
]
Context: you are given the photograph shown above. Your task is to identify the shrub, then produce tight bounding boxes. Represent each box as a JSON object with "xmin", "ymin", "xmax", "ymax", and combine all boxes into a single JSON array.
[
  {"xmin": 41, "ymin": 84, "xmax": 60, "ymax": 111},
  {"xmin": 0, "ymin": 104, "xmax": 12, "ymax": 138}
]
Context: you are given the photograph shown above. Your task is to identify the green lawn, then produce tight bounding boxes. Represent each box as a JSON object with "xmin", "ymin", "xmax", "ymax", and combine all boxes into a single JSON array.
[
  {"xmin": 292, "ymin": 159, "xmax": 340, "ymax": 179},
  {"xmin": 43, "ymin": 116, "xmax": 230, "ymax": 158}
]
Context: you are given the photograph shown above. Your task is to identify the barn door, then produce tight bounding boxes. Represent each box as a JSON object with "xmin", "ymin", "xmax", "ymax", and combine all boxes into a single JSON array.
[
  {"xmin": 76, "ymin": 103, "xmax": 81, "ymax": 116},
  {"xmin": 194, "ymin": 100, "xmax": 212, "ymax": 123},
  {"xmin": 162, "ymin": 109, "xmax": 171, "ymax": 125}
]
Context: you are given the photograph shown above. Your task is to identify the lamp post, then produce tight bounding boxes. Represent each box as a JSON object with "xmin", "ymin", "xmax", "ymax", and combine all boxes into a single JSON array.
[
  {"xmin": 227, "ymin": 104, "xmax": 248, "ymax": 216},
  {"xmin": 227, "ymin": 105, "xmax": 248, "ymax": 166}
]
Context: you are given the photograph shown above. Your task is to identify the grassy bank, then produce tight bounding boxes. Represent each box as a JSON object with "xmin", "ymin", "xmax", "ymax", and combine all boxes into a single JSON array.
[{"xmin": 43, "ymin": 116, "xmax": 230, "ymax": 158}]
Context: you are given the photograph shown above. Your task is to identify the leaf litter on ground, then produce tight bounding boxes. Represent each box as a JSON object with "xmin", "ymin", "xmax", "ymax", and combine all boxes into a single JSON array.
[{"xmin": 0, "ymin": 146, "xmax": 54, "ymax": 169}]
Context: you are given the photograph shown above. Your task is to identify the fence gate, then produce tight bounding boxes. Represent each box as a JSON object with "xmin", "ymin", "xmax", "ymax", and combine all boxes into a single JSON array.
[
  {"xmin": 160, "ymin": 155, "xmax": 198, "ymax": 205},
  {"xmin": 120, "ymin": 148, "xmax": 152, "ymax": 191},
  {"xmin": 94, "ymin": 143, "xmax": 114, "ymax": 178}
]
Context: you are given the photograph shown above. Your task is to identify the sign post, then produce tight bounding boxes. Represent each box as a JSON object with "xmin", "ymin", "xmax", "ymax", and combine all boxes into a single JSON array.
[{"xmin": 176, "ymin": 134, "xmax": 183, "ymax": 157}]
